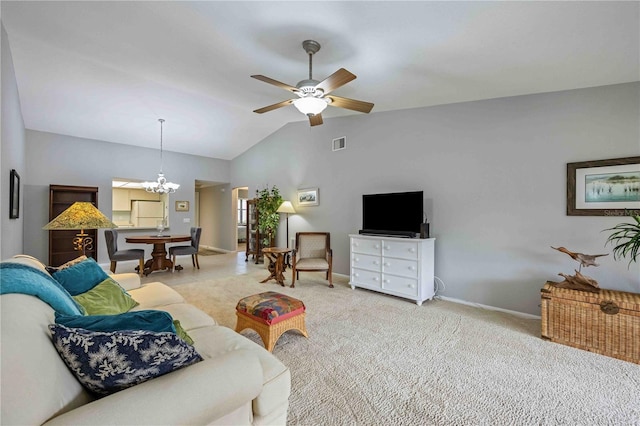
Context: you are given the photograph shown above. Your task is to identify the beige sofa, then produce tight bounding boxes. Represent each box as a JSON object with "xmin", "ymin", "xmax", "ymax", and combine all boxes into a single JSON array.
[{"xmin": 0, "ymin": 255, "xmax": 291, "ymax": 425}]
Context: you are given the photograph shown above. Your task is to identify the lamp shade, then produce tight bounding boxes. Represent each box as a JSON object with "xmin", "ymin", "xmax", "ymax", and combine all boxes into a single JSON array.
[
  {"xmin": 43, "ymin": 202, "xmax": 117, "ymax": 230},
  {"xmin": 277, "ymin": 201, "xmax": 296, "ymax": 214}
]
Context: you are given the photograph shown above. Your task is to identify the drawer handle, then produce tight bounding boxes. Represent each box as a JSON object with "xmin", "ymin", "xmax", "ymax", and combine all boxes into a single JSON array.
[
  {"xmin": 353, "ymin": 242, "xmax": 359, "ymax": 247},
  {"xmin": 384, "ymin": 262, "xmax": 391, "ymax": 267},
  {"xmin": 383, "ymin": 279, "xmax": 390, "ymax": 284},
  {"xmin": 600, "ymin": 301, "xmax": 619, "ymax": 315},
  {"xmin": 373, "ymin": 277, "xmax": 379, "ymax": 281},
  {"xmin": 385, "ymin": 246, "xmax": 391, "ymax": 250},
  {"xmin": 409, "ymin": 248, "xmax": 416, "ymax": 253},
  {"xmin": 409, "ymin": 284, "xmax": 416, "ymax": 289},
  {"xmin": 373, "ymin": 261, "xmax": 379, "ymax": 265},
  {"xmin": 354, "ymin": 273, "xmax": 359, "ymax": 278},
  {"xmin": 374, "ymin": 244, "xmax": 380, "ymax": 249},
  {"xmin": 354, "ymin": 257, "xmax": 360, "ymax": 262}
]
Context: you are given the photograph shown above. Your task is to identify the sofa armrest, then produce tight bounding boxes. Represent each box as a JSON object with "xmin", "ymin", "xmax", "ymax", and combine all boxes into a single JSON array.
[
  {"xmin": 109, "ymin": 272, "xmax": 141, "ymax": 291},
  {"xmin": 44, "ymin": 350, "xmax": 263, "ymax": 426}
]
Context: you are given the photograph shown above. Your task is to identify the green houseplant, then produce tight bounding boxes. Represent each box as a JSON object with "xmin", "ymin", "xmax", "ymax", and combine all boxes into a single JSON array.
[
  {"xmin": 256, "ymin": 186, "xmax": 283, "ymax": 248},
  {"xmin": 605, "ymin": 214, "xmax": 640, "ymax": 267}
]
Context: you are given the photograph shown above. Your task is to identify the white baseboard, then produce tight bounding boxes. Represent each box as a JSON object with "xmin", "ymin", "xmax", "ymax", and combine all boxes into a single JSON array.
[
  {"xmin": 435, "ymin": 295, "xmax": 540, "ymax": 319},
  {"xmin": 200, "ymin": 245, "xmax": 233, "ymax": 253}
]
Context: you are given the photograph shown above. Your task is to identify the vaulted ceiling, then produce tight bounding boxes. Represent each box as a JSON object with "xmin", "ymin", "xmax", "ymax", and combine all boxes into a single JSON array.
[{"xmin": 2, "ymin": 1, "xmax": 638, "ymax": 160}]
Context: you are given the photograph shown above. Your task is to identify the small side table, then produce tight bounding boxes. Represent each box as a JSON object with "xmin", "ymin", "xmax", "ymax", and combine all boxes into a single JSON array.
[{"xmin": 261, "ymin": 247, "xmax": 292, "ymax": 287}]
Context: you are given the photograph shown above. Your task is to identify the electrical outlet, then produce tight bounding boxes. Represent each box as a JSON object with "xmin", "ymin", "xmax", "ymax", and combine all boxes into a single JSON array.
[{"xmin": 183, "ymin": 218, "xmax": 190, "ymax": 223}]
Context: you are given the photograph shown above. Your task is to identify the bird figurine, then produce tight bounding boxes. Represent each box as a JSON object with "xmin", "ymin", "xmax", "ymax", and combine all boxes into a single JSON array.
[{"xmin": 551, "ymin": 246, "xmax": 609, "ymax": 271}]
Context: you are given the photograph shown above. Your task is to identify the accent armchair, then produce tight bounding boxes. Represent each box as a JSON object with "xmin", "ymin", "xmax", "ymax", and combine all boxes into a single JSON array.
[{"xmin": 291, "ymin": 232, "xmax": 333, "ymax": 288}]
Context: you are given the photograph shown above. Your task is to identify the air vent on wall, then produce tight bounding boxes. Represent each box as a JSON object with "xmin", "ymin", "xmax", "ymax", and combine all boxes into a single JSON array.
[{"xmin": 332, "ymin": 136, "xmax": 346, "ymax": 151}]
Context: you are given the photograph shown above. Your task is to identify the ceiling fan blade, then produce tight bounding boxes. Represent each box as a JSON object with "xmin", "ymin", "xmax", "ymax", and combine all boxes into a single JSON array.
[
  {"xmin": 314, "ymin": 68, "xmax": 356, "ymax": 94},
  {"xmin": 251, "ymin": 75, "xmax": 298, "ymax": 93},
  {"xmin": 327, "ymin": 95, "xmax": 374, "ymax": 113},
  {"xmin": 309, "ymin": 114, "xmax": 323, "ymax": 126},
  {"xmin": 253, "ymin": 99, "xmax": 294, "ymax": 114}
]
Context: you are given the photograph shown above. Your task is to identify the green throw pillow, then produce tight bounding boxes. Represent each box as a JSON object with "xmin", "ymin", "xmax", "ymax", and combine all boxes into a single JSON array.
[
  {"xmin": 173, "ymin": 320, "xmax": 194, "ymax": 345},
  {"xmin": 73, "ymin": 277, "xmax": 139, "ymax": 315}
]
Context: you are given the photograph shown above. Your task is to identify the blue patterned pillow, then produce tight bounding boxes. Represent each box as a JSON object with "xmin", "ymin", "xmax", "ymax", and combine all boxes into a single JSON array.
[{"xmin": 49, "ymin": 324, "xmax": 202, "ymax": 395}]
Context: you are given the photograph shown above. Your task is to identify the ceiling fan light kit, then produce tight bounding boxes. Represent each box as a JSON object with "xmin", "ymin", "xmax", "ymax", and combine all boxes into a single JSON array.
[{"xmin": 252, "ymin": 40, "xmax": 374, "ymax": 127}]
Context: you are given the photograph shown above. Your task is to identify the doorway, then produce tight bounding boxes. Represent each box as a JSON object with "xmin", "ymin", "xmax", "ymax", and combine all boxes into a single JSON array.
[{"xmin": 234, "ymin": 187, "xmax": 249, "ymax": 254}]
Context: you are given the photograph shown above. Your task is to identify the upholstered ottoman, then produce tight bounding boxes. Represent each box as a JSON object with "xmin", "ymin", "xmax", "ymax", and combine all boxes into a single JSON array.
[{"xmin": 235, "ymin": 291, "xmax": 308, "ymax": 352}]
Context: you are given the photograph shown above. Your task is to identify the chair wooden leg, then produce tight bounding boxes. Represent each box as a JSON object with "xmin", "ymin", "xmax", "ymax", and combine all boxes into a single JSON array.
[
  {"xmin": 328, "ymin": 266, "xmax": 333, "ymax": 288},
  {"xmin": 291, "ymin": 268, "xmax": 296, "ymax": 288},
  {"xmin": 138, "ymin": 258, "xmax": 144, "ymax": 277},
  {"xmin": 194, "ymin": 254, "xmax": 200, "ymax": 269},
  {"xmin": 171, "ymin": 254, "xmax": 176, "ymax": 272},
  {"xmin": 191, "ymin": 255, "xmax": 195, "ymax": 267},
  {"xmin": 110, "ymin": 261, "xmax": 117, "ymax": 273}
]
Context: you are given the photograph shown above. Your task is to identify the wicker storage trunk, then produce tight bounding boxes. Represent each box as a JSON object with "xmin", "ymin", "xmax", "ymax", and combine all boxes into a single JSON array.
[{"xmin": 541, "ymin": 282, "xmax": 640, "ymax": 364}]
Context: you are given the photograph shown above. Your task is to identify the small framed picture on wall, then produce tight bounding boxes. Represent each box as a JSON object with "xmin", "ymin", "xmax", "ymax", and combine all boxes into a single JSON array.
[
  {"xmin": 297, "ymin": 188, "xmax": 319, "ymax": 207},
  {"xmin": 175, "ymin": 201, "xmax": 190, "ymax": 212}
]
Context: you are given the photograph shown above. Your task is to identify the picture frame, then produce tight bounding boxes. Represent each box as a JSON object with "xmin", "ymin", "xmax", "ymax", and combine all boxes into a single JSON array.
[
  {"xmin": 175, "ymin": 200, "xmax": 190, "ymax": 212},
  {"xmin": 567, "ymin": 156, "xmax": 640, "ymax": 216},
  {"xmin": 297, "ymin": 188, "xmax": 319, "ymax": 207},
  {"xmin": 9, "ymin": 169, "xmax": 20, "ymax": 219}
]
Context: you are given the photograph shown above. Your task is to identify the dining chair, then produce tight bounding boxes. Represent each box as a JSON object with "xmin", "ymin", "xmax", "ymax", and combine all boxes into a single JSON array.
[
  {"xmin": 291, "ymin": 232, "xmax": 333, "ymax": 288},
  {"xmin": 169, "ymin": 227, "xmax": 202, "ymax": 272},
  {"xmin": 104, "ymin": 229, "xmax": 145, "ymax": 276}
]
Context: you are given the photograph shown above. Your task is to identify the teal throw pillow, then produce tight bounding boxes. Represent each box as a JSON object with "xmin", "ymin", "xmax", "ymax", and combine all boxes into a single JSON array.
[
  {"xmin": 52, "ymin": 257, "xmax": 109, "ymax": 296},
  {"xmin": 72, "ymin": 277, "xmax": 139, "ymax": 315},
  {"xmin": 55, "ymin": 310, "xmax": 176, "ymax": 334},
  {"xmin": 49, "ymin": 324, "xmax": 203, "ymax": 395}
]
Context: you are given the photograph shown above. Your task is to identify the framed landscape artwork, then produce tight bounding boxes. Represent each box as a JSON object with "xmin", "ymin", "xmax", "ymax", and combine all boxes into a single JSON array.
[
  {"xmin": 9, "ymin": 169, "xmax": 20, "ymax": 219},
  {"xmin": 297, "ymin": 188, "xmax": 319, "ymax": 206},
  {"xmin": 567, "ymin": 156, "xmax": 640, "ymax": 216},
  {"xmin": 175, "ymin": 201, "xmax": 189, "ymax": 212}
]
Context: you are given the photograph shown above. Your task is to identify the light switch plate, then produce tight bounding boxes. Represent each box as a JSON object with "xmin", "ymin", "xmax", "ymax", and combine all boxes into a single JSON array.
[{"xmin": 183, "ymin": 218, "xmax": 190, "ymax": 223}]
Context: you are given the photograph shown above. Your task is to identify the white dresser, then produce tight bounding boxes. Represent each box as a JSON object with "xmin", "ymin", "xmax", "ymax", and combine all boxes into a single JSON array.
[{"xmin": 349, "ymin": 234, "xmax": 435, "ymax": 305}]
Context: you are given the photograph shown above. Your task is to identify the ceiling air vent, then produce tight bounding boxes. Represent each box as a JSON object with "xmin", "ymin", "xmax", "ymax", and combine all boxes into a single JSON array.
[{"xmin": 332, "ymin": 136, "xmax": 346, "ymax": 151}]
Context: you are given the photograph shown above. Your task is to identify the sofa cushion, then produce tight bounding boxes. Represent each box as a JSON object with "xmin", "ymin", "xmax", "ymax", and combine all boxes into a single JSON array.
[
  {"xmin": 55, "ymin": 310, "xmax": 177, "ymax": 334},
  {"xmin": 49, "ymin": 324, "xmax": 203, "ymax": 395},
  {"xmin": 135, "ymin": 302, "xmax": 217, "ymax": 331},
  {"xmin": 128, "ymin": 282, "xmax": 185, "ymax": 307},
  {"xmin": 188, "ymin": 326, "xmax": 291, "ymax": 417},
  {"xmin": 72, "ymin": 277, "xmax": 139, "ymax": 315},
  {"xmin": 52, "ymin": 258, "xmax": 109, "ymax": 296}
]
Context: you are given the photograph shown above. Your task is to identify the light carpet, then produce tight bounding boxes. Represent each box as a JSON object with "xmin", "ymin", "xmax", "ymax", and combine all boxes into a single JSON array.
[{"xmin": 173, "ymin": 271, "xmax": 640, "ymax": 425}]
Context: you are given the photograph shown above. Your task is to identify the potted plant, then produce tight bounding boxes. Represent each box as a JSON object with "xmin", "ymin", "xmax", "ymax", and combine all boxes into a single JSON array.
[
  {"xmin": 256, "ymin": 185, "xmax": 283, "ymax": 248},
  {"xmin": 605, "ymin": 214, "xmax": 640, "ymax": 267}
]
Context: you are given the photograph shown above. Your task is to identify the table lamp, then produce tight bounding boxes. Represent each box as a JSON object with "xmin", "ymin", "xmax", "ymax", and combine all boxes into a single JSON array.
[
  {"xmin": 276, "ymin": 201, "xmax": 296, "ymax": 248},
  {"xmin": 43, "ymin": 201, "xmax": 117, "ymax": 255}
]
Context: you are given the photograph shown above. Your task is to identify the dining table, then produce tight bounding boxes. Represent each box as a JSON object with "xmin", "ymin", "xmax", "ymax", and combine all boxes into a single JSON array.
[{"xmin": 125, "ymin": 234, "xmax": 191, "ymax": 276}]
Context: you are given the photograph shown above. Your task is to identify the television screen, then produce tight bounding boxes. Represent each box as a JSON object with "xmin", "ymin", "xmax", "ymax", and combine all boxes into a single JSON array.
[{"xmin": 362, "ymin": 191, "xmax": 423, "ymax": 235}]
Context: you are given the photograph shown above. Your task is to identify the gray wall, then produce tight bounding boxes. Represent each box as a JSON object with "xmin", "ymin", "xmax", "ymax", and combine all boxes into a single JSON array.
[
  {"xmin": 230, "ymin": 82, "xmax": 640, "ymax": 315},
  {"xmin": 24, "ymin": 130, "xmax": 232, "ymax": 263},
  {"xmin": 1, "ymin": 23, "xmax": 26, "ymax": 259}
]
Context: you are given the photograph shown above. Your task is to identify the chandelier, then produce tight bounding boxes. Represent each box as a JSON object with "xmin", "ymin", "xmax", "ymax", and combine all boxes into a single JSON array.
[{"xmin": 142, "ymin": 119, "xmax": 180, "ymax": 194}]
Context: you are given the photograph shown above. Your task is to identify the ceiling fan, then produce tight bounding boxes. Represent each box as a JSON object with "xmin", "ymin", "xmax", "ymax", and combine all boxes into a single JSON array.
[{"xmin": 251, "ymin": 40, "xmax": 374, "ymax": 126}]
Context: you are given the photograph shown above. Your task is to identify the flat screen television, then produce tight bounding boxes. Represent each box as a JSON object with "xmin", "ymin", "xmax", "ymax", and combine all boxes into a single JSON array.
[{"xmin": 361, "ymin": 191, "xmax": 423, "ymax": 237}]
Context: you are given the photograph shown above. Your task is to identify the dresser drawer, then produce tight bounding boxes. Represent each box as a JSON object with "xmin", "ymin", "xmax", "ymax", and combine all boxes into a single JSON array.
[
  {"xmin": 351, "ymin": 238, "xmax": 382, "ymax": 256},
  {"xmin": 382, "ymin": 258, "xmax": 418, "ymax": 278},
  {"xmin": 352, "ymin": 253, "xmax": 382, "ymax": 272},
  {"xmin": 382, "ymin": 275, "xmax": 419, "ymax": 297},
  {"xmin": 351, "ymin": 268, "xmax": 381, "ymax": 289},
  {"xmin": 382, "ymin": 240, "xmax": 418, "ymax": 260}
]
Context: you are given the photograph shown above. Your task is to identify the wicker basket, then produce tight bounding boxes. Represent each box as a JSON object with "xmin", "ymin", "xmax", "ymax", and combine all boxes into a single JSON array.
[{"xmin": 541, "ymin": 282, "xmax": 640, "ymax": 364}]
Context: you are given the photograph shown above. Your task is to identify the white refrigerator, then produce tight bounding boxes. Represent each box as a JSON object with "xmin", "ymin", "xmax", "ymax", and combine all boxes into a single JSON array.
[{"xmin": 131, "ymin": 201, "xmax": 164, "ymax": 227}]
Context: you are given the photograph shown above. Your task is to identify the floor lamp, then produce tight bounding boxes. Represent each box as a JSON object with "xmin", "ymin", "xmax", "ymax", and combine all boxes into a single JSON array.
[
  {"xmin": 44, "ymin": 202, "xmax": 117, "ymax": 256},
  {"xmin": 276, "ymin": 201, "xmax": 296, "ymax": 248}
]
